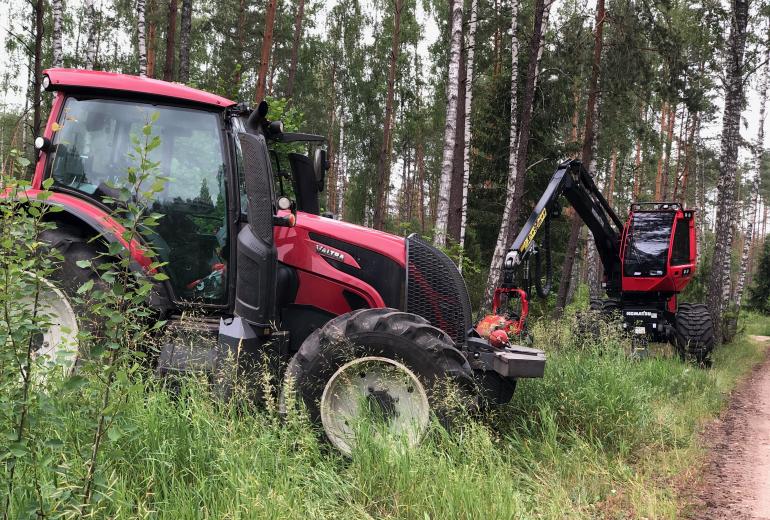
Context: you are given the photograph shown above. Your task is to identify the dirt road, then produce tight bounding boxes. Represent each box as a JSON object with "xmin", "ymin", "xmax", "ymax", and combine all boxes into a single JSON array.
[{"xmin": 694, "ymin": 336, "xmax": 770, "ymax": 519}]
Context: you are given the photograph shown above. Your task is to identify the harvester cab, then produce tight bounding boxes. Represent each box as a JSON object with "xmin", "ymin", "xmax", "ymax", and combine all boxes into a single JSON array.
[
  {"xmin": 486, "ymin": 159, "xmax": 714, "ymax": 364},
  {"xmin": 19, "ymin": 69, "xmax": 546, "ymax": 455}
]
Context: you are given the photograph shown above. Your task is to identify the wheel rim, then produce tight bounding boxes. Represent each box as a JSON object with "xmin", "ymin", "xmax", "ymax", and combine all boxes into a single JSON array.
[
  {"xmin": 17, "ymin": 276, "xmax": 80, "ymax": 376},
  {"xmin": 320, "ymin": 356, "xmax": 430, "ymax": 456}
]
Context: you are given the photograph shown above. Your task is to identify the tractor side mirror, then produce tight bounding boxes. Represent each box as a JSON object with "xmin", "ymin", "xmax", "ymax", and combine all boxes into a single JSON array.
[{"xmin": 313, "ymin": 148, "xmax": 328, "ymax": 189}]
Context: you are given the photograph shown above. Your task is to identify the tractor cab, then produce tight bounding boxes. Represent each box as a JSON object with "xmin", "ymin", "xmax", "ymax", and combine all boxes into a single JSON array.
[{"xmin": 620, "ymin": 203, "xmax": 696, "ymax": 295}]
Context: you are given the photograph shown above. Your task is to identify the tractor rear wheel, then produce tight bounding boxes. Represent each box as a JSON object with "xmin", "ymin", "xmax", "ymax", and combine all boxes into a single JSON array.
[
  {"xmin": 673, "ymin": 303, "xmax": 715, "ymax": 366},
  {"xmin": 283, "ymin": 308, "xmax": 476, "ymax": 455}
]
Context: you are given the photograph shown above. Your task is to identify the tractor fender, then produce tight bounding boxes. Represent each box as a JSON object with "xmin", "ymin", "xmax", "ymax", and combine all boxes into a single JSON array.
[
  {"xmin": 18, "ymin": 189, "xmax": 154, "ymax": 270},
  {"xmin": 9, "ymin": 189, "xmax": 174, "ymax": 311}
]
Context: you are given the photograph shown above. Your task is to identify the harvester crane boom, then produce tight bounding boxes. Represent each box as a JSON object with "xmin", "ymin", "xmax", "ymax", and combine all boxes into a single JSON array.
[{"xmin": 503, "ymin": 160, "xmax": 624, "ymax": 296}]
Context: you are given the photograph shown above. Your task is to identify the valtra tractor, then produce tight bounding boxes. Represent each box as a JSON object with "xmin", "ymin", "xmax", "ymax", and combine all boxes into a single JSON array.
[
  {"xmin": 496, "ymin": 159, "xmax": 715, "ymax": 364},
  {"xmin": 14, "ymin": 69, "xmax": 545, "ymax": 454}
]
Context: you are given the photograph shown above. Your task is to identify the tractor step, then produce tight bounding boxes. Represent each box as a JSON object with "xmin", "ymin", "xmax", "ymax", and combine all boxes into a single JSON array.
[{"xmin": 492, "ymin": 345, "xmax": 546, "ymax": 378}]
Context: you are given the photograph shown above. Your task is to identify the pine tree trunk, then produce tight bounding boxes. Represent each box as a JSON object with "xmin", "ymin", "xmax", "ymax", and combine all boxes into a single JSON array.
[
  {"xmin": 458, "ymin": 0, "xmax": 478, "ymax": 269},
  {"xmin": 373, "ymin": 0, "xmax": 404, "ymax": 230},
  {"xmin": 52, "ymin": 0, "xmax": 63, "ymax": 67},
  {"xmin": 163, "ymin": 0, "xmax": 178, "ymax": 81},
  {"xmin": 554, "ymin": 0, "xmax": 605, "ymax": 315},
  {"xmin": 84, "ymin": 0, "xmax": 98, "ymax": 69},
  {"xmin": 286, "ymin": 0, "xmax": 306, "ymax": 99},
  {"xmin": 147, "ymin": 0, "xmax": 157, "ymax": 78},
  {"xmin": 137, "ymin": 0, "xmax": 148, "ymax": 76},
  {"xmin": 178, "ymin": 0, "xmax": 192, "ymax": 83},
  {"xmin": 256, "ymin": 0, "xmax": 278, "ymax": 103},
  {"xmin": 736, "ymin": 55, "xmax": 769, "ymax": 309},
  {"xmin": 707, "ymin": 0, "xmax": 750, "ymax": 342},
  {"xmin": 654, "ymin": 103, "xmax": 668, "ymax": 199},
  {"xmin": 675, "ymin": 112, "xmax": 699, "ymax": 200},
  {"xmin": 661, "ymin": 103, "xmax": 677, "ymax": 199},
  {"xmin": 433, "ymin": 0, "xmax": 463, "ymax": 244}
]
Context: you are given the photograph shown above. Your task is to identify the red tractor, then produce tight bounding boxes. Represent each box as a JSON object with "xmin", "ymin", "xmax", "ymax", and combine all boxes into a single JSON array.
[
  {"xmin": 498, "ymin": 160, "xmax": 715, "ymax": 363},
  {"xmin": 14, "ymin": 69, "xmax": 545, "ymax": 454}
]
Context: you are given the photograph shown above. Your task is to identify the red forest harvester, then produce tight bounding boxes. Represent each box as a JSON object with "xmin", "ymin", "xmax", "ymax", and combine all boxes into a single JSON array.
[
  {"xmin": 15, "ymin": 69, "xmax": 545, "ymax": 454},
  {"xmin": 485, "ymin": 159, "xmax": 715, "ymax": 364}
]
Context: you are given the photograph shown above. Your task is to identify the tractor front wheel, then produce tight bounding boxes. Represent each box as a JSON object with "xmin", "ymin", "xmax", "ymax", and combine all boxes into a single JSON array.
[
  {"xmin": 283, "ymin": 308, "xmax": 476, "ymax": 455},
  {"xmin": 673, "ymin": 303, "xmax": 715, "ymax": 366}
]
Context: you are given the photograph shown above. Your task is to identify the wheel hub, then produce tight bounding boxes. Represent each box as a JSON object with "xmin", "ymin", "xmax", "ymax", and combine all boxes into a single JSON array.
[{"xmin": 320, "ymin": 356, "xmax": 430, "ymax": 455}]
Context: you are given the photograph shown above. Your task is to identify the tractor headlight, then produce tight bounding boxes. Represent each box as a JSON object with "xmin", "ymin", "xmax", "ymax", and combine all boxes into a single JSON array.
[{"xmin": 41, "ymin": 75, "xmax": 51, "ymax": 91}]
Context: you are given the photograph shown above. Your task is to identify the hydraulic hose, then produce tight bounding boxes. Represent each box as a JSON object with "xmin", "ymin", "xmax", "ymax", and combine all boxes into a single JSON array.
[{"xmin": 534, "ymin": 215, "xmax": 553, "ymax": 297}]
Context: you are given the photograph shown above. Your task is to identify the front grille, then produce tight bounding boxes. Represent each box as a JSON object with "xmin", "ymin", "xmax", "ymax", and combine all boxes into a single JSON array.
[{"xmin": 405, "ymin": 234, "xmax": 472, "ymax": 346}]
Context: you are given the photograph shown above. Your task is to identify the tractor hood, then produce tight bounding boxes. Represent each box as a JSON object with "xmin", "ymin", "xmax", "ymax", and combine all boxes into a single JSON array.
[{"xmin": 276, "ymin": 211, "xmax": 407, "ymax": 267}]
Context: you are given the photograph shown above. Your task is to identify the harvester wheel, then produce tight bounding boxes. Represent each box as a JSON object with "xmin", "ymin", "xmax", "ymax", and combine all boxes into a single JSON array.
[
  {"xmin": 589, "ymin": 298, "xmax": 621, "ymax": 317},
  {"xmin": 283, "ymin": 308, "xmax": 476, "ymax": 455},
  {"xmin": 673, "ymin": 303, "xmax": 715, "ymax": 366}
]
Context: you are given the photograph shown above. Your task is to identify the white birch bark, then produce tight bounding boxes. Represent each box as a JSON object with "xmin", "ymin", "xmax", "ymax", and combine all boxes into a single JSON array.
[
  {"xmin": 84, "ymin": 0, "xmax": 98, "ymax": 69},
  {"xmin": 707, "ymin": 0, "xmax": 749, "ymax": 341},
  {"xmin": 434, "ymin": 0, "xmax": 464, "ymax": 247},
  {"xmin": 586, "ymin": 86, "xmax": 603, "ymax": 299},
  {"xmin": 458, "ymin": 0, "xmax": 478, "ymax": 270},
  {"xmin": 736, "ymin": 55, "xmax": 769, "ymax": 308},
  {"xmin": 137, "ymin": 0, "xmax": 148, "ymax": 77},
  {"xmin": 52, "ymin": 0, "xmax": 63, "ymax": 67},
  {"xmin": 482, "ymin": 0, "xmax": 521, "ymax": 303}
]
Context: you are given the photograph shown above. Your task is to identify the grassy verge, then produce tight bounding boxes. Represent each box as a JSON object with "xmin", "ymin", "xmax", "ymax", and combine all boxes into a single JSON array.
[{"xmin": 8, "ymin": 314, "xmax": 770, "ymax": 518}]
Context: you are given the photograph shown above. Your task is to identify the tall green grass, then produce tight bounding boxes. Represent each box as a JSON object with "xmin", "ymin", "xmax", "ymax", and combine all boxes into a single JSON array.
[{"xmin": 6, "ymin": 315, "xmax": 769, "ymax": 519}]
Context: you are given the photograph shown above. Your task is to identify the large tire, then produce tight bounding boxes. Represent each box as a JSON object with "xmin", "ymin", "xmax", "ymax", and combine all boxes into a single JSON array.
[
  {"xmin": 36, "ymin": 223, "xmax": 107, "ymax": 367},
  {"xmin": 673, "ymin": 303, "xmax": 715, "ymax": 366},
  {"xmin": 589, "ymin": 298, "xmax": 620, "ymax": 316},
  {"xmin": 283, "ymin": 308, "xmax": 476, "ymax": 454}
]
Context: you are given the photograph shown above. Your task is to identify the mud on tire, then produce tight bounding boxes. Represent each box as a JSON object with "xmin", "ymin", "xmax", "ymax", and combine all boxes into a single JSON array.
[
  {"xmin": 283, "ymin": 308, "xmax": 477, "ymax": 451},
  {"xmin": 674, "ymin": 303, "xmax": 715, "ymax": 366}
]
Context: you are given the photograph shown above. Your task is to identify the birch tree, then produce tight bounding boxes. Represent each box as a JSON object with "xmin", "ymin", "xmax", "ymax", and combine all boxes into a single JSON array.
[
  {"xmin": 458, "ymin": 0, "xmax": 479, "ymax": 269},
  {"xmin": 84, "ymin": 0, "xmax": 98, "ymax": 69},
  {"xmin": 53, "ymin": 0, "xmax": 64, "ymax": 67},
  {"xmin": 32, "ymin": 0, "xmax": 44, "ymax": 136},
  {"xmin": 706, "ymin": 0, "xmax": 750, "ymax": 342},
  {"xmin": 483, "ymin": 0, "xmax": 549, "ymax": 306},
  {"xmin": 735, "ymin": 49, "xmax": 769, "ymax": 309},
  {"xmin": 433, "ymin": 0, "xmax": 464, "ymax": 246},
  {"xmin": 138, "ymin": 0, "xmax": 148, "ymax": 76},
  {"xmin": 481, "ymin": 0, "xmax": 520, "ymax": 297}
]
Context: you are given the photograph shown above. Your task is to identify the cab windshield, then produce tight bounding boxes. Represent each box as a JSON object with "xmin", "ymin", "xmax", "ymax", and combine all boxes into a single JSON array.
[
  {"xmin": 623, "ymin": 211, "xmax": 675, "ymax": 277},
  {"xmin": 48, "ymin": 97, "xmax": 229, "ymax": 304}
]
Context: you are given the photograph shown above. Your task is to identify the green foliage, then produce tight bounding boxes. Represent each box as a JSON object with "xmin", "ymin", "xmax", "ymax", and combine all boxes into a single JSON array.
[
  {"xmin": 0, "ymin": 113, "xmax": 169, "ymax": 516},
  {"xmin": 749, "ymin": 240, "xmax": 770, "ymax": 314}
]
